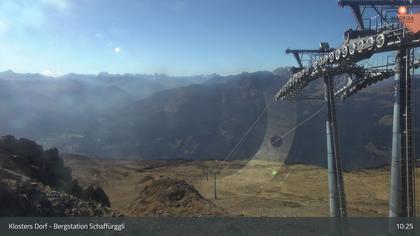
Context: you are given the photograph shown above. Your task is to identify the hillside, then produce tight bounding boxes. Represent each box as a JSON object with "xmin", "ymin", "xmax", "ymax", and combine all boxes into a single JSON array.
[
  {"xmin": 73, "ymin": 72, "xmax": 419, "ymax": 169},
  {"xmin": 64, "ymin": 155, "xmax": 420, "ymax": 217},
  {"xmin": 0, "ymin": 70, "xmax": 418, "ymax": 169},
  {"xmin": 0, "ymin": 71, "xmax": 210, "ymax": 147},
  {"xmin": 77, "ymin": 72, "xmax": 285, "ymax": 161},
  {"xmin": 286, "ymin": 78, "xmax": 420, "ymax": 169}
]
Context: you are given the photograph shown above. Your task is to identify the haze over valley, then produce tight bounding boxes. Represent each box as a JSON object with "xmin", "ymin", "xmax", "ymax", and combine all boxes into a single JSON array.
[{"xmin": 0, "ymin": 70, "xmax": 418, "ymax": 170}]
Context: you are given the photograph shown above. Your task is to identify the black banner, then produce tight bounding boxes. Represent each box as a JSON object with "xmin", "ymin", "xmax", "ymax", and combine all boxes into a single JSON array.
[{"xmin": 0, "ymin": 217, "xmax": 419, "ymax": 236}]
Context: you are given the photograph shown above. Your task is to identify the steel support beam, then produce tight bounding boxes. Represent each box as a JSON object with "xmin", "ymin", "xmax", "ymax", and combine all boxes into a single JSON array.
[
  {"xmin": 402, "ymin": 48, "xmax": 416, "ymax": 218},
  {"xmin": 389, "ymin": 49, "xmax": 404, "ymax": 218},
  {"xmin": 292, "ymin": 52, "xmax": 303, "ymax": 68},
  {"xmin": 389, "ymin": 48, "xmax": 416, "ymax": 218},
  {"xmin": 350, "ymin": 5, "xmax": 365, "ymax": 29},
  {"xmin": 324, "ymin": 76, "xmax": 347, "ymax": 218}
]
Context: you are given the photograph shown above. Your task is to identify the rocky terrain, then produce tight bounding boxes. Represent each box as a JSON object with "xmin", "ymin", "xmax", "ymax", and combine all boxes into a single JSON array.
[
  {"xmin": 0, "ymin": 135, "xmax": 117, "ymax": 216},
  {"xmin": 0, "ymin": 135, "xmax": 227, "ymax": 217},
  {"xmin": 1, "ymin": 135, "xmax": 418, "ymax": 217},
  {"xmin": 124, "ymin": 177, "xmax": 226, "ymax": 216}
]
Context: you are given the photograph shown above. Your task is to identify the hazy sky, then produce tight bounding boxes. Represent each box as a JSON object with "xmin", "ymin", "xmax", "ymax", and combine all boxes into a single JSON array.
[{"xmin": 0, "ymin": 0, "xmax": 357, "ymax": 76}]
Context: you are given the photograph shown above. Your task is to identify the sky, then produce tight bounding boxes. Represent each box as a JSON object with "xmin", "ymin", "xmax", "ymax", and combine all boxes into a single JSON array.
[{"xmin": 0, "ymin": 0, "xmax": 358, "ymax": 76}]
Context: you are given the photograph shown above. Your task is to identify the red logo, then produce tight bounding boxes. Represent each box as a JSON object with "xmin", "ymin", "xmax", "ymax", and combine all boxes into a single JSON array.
[
  {"xmin": 397, "ymin": 6, "xmax": 420, "ymax": 34},
  {"xmin": 398, "ymin": 6, "xmax": 408, "ymax": 15}
]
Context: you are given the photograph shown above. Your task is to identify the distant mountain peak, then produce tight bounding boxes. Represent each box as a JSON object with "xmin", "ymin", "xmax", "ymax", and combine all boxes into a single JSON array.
[
  {"xmin": 97, "ymin": 72, "xmax": 109, "ymax": 76},
  {"xmin": 1, "ymin": 69, "xmax": 16, "ymax": 75}
]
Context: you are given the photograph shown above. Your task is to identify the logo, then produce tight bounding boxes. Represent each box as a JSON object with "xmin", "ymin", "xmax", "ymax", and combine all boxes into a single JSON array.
[
  {"xmin": 398, "ymin": 6, "xmax": 408, "ymax": 15},
  {"xmin": 397, "ymin": 6, "xmax": 420, "ymax": 34}
]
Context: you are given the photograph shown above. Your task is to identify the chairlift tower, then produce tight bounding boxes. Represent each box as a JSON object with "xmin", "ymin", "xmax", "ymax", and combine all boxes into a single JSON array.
[
  {"xmin": 339, "ymin": 0, "xmax": 418, "ymax": 218},
  {"xmin": 284, "ymin": 45, "xmax": 347, "ymax": 217},
  {"xmin": 276, "ymin": 0, "xmax": 420, "ymax": 220}
]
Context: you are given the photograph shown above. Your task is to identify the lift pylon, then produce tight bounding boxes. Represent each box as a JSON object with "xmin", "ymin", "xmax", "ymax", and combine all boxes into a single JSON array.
[
  {"xmin": 276, "ymin": 1, "xmax": 419, "ymax": 220},
  {"xmin": 325, "ymin": 76, "xmax": 347, "ymax": 217}
]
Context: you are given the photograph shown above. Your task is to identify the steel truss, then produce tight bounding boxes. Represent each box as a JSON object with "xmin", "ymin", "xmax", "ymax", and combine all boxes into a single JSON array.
[{"xmin": 275, "ymin": 0, "xmax": 419, "ymax": 221}]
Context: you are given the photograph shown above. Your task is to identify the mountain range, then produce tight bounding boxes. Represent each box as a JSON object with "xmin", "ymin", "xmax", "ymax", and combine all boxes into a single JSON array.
[{"xmin": 0, "ymin": 69, "xmax": 418, "ymax": 169}]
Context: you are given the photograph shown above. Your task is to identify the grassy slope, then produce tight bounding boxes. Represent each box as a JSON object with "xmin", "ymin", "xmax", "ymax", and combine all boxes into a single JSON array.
[{"xmin": 64, "ymin": 155, "xmax": 420, "ymax": 217}]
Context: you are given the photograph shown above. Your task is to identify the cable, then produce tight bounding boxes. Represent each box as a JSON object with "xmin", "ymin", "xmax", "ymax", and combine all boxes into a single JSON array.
[
  {"xmin": 220, "ymin": 94, "xmax": 277, "ymax": 163},
  {"xmin": 271, "ymin": 106, "xmax": 326, "ymax": 146}
]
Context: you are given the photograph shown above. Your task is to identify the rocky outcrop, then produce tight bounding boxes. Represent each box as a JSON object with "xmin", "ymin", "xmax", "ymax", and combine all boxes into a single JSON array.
[
  {"xmin": 124, "ymin": 177, "xmax": 226, "ymax": 217},
  {"xmin": 0, "ymin": 168, "xmax": 118, "ymax": 217},
  {"xmin": 0, "ymin": 135, "xmax": 72, "ymax": 189},
  {"xmin": 0, "ymin": 135, "xmax": 117, "ymax": 216},
  {"xmin": 83, "ymin": 184, "xmax": 111, "ymax": 207}
]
